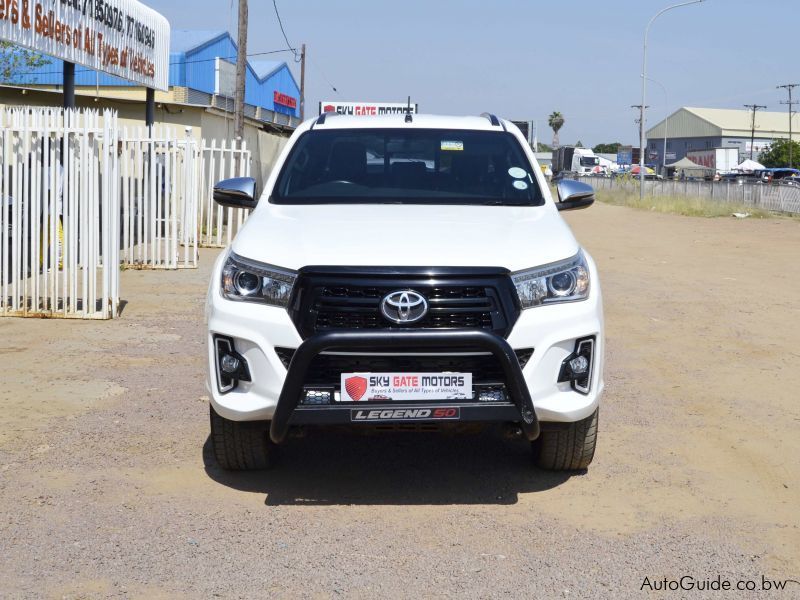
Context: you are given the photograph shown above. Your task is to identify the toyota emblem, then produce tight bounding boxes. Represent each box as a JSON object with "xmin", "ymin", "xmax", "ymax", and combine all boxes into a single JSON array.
[{"xmin": 380, "ymin": 290, "xmax": 428, "ymax": 324}]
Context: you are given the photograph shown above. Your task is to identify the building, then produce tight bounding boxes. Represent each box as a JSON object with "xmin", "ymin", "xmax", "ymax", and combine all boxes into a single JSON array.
[
  {"xmin": 0, "ymin": 31, "xmax": 302, "ymax": 185},
  {"xmin": 646, "ymin": 107, "xmax": 800, "ymax": 167}
]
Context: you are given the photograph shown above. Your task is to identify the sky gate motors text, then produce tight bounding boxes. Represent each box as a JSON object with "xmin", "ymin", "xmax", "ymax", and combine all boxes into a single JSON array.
[{"xmin": 369, "ymin": 375, "xmax": 466, "ymax": 387}]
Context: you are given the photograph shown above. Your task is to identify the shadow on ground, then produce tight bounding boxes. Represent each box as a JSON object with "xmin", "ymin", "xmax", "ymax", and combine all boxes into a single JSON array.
[{"xmin": 202, "ymin": 427, "xmax": 578, "ymax": 506}]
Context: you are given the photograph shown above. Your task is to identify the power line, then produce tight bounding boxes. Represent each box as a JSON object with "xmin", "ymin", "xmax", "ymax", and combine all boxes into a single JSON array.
[
  {"xmin": 272, "ymin": 0, "xmax": 300, "ymax": 62},
  {"xmin": 6, "ymin": 48, "xmax": 297, "ymax": 78},
  {"xmin": 777, "ymin": 83, "xmax": 799, "ymax": 168},
  {"xmin": 743, "ymin": 103, "xmax": 767, "ymax": 160},
  {"xmin": 309, "ymin": 58, "xmax": 340, "ymax": 96}
]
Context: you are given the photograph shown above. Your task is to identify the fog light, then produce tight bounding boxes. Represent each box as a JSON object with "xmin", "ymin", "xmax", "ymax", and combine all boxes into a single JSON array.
[
  {"xmin": 557, "ymin": 337, "xmax": 595, "ymax": 395},
  {"xmin": 568, "ymin": 355, "xmax": 589, "ymax": 375},
  {"xmin": 214, "ymin": 336, "xmax": 251, "ymax": 394},
  {"xmin": 220, "ymin": 354, "xmax": 240, "ymax": 374}
]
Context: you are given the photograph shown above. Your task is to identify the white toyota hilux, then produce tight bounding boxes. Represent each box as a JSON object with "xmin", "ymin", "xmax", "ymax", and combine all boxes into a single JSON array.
[{"xmin": 206, "ymin": 113, "xmax": 604, "ymax": 471}]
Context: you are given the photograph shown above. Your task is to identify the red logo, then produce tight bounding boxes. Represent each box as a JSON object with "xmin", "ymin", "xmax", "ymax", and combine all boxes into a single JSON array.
[
  {"xmin": 323, "ymin": 104, "xmax": 335, "ymax": 113},
  {"xmin": 344, "ymin": 376, "xmax": 368, "ymax": 401}
]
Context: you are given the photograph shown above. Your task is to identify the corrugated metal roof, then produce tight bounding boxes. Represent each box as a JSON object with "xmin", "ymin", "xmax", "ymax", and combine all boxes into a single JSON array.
[
  {"xmin": 250, "ymin": 60, "xmax": 283, "ymax": 81},
  {"xmin": 170, "ymin": 30, "xmax": 228, "ymax": 54},
  {"xmin": 647, "ymin": 106, "xmax": 800, "ymax": 139}
]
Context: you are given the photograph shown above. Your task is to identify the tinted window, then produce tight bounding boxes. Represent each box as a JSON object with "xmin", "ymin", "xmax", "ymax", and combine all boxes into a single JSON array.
[{"xmin": 272, "ymin": 128, "xmax": 543, "ymax": 206}]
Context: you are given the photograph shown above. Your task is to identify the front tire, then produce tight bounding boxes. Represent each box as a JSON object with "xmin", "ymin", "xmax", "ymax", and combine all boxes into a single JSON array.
[
  {"xmin": 532, "ymin": 409, "xmax": 598, "ymax": 471},
  {"xmin": 209, "ymin": 406, "xmax": 274, "ymax": 470}
]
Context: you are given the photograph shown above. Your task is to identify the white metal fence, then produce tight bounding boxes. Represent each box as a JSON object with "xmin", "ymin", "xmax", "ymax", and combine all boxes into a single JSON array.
[
  {"xmin": 119, "ymin": 127, "xmax": 200, "ymax": 269},
  {"xmin": 198, "ymin": 139, "xmax": 252, "ymax": 248},
  {"xmin": 1, "ymin": 108, "xmax": 120, "ymax": 319},
  {"xmin": 588, "ymin": 176, "xmax": 800, "ymax": 214},
  {"xmin": 2, "ymin": 107, "xmax": 259, "ymax": 319}
]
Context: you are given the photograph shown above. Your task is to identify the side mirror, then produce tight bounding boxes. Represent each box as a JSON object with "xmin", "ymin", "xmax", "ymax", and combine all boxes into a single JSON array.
[
  {"xmin": 213, "ymin": 177, "xmax": 258, "ymax": 209},
  {"xmin": 555, "ymin": 179, "xmax": 595, "ymax": 211}
]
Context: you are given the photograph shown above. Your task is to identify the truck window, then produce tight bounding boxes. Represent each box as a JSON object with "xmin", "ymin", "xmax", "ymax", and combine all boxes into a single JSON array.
[{"xmin": 272, "ymin": 128, "xmax": 544, "ymax": 206}]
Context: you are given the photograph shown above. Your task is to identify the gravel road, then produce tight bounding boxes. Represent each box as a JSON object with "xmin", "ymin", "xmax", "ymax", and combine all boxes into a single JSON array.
[{"xmin": 1, "ymin": 203, "xmax": 798, "ymax": 598}]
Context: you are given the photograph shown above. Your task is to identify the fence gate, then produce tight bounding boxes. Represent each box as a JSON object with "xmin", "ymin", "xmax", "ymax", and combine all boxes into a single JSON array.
[
  {"xmin": 119, "ymin": 127, "xmax": 200, "ymax": 269},
  {"xmin": 0, "ymin": 108, "xmax": 120, "ymax": 319},
  {"xmin": 198, "ymin": 139, "xmax": 252, "ymax": 248}
]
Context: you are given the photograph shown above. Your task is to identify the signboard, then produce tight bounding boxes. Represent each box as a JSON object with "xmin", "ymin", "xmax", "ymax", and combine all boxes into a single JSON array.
[
  {"xmin": 214, "ymin": 57, "xmax": 235, "ymax": 98},
  {"xmin": 510, "ymin": 120, "xmax": 531, "ymax": 143},
  {"xmin": 319, "ymin": 101, "xmax": 419, "ymax": 116},
  {"xmin": 0, "ymin": 0, "xmax": 170, "ymax": 91},
  {"xmin": 617, "ymin": 145, "xmax": 633, "ymax": 166},
  {"xmin": 274, "ymin": 90, "xmax": 297, "ymax": 109},
  {"xmin": 665, "ymin": 152, "xmax": 676, "ymax": 160}
]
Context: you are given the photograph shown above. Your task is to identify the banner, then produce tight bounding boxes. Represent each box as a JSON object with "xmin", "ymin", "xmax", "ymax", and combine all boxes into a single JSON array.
[
  {"xmin": 319, "ymin": 101, "xmax": 419, "ymax": 116},
  {"xmin": 0, "ymin": 0, "xmax": 170, "ymax": 90}
]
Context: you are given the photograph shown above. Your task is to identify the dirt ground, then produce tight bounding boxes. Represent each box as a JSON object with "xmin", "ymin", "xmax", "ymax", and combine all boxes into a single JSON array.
[{"xmin": 1, "ymin": 202, "xmax": 798, "ymax": 598}]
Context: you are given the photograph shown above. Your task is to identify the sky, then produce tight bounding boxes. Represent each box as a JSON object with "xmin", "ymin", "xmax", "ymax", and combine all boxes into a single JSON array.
[{"xmin": 148, "ymin": 0, "xmax": 798, "ymax": 147}]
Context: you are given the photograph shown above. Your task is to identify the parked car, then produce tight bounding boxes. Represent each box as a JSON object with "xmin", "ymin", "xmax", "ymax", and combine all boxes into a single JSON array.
[{"xmin": 206, "ymin": 113, "xmax": 604, "ymax": 472}]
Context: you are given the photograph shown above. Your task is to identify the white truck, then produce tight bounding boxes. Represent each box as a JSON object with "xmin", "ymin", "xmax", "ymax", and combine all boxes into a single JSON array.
[
  {"xmin": 552, "ymin": 146, "xmax": 605, "ymax": 178},
  {"xmin": 206, "ymin": 113, "xmax": 605, "ymax": 472},
  {"xmin": 685, "ymin": 148, "xmax": 739, "ymax": 174}
]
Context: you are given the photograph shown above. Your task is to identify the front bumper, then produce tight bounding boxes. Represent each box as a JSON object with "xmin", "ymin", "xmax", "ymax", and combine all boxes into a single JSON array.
[
  {"xmin": 269, "ymin": 329, "xmax": 539, "ymax": 443},
  {"xmin": 206, "ymin": 252, "xmax": 605, "ymax": 436}
]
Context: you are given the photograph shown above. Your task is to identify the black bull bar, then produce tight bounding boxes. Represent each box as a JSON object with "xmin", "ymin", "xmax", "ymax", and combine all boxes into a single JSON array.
[{"xmin": 269, "ymin": 330, "xmax": 540, "ymax": 444}]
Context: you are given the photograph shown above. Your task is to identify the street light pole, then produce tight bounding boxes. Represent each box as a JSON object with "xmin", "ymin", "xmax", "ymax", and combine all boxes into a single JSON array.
[
  {"xmin": 645, "ymin": 76, "xmax": 669, "ymax": 175},
  {"xmin": 640, "ymin": 0, "xmax": 705, "ymax": 199}
]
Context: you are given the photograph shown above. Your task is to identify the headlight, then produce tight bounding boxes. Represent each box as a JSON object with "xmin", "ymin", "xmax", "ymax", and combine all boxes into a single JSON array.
[
  {"xmin": 221, "ymin": 253, "xmax": 297, "ymax": 307},
  {"xmin": 512, "ymin": 252, "xmax": 590, "ymax": 308}
]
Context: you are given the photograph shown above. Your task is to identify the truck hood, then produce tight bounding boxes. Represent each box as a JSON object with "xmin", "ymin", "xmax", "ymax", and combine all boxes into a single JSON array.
[{"xmin": 231, "ymin": 203, "xmax": 579, "ymax": 272}]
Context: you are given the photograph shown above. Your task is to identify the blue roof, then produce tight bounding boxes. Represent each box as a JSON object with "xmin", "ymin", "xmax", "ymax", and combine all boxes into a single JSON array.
[
  {"xmin": 6, "ymin": 30, "xmax": 301, "ymax": 118},
  {"xmin": 250, "ymin": 60, "xmax": 283, "ymax": 80},
  {"xmin": 170, "ymin": 30, "xmax": 228, "ymax": 54}
]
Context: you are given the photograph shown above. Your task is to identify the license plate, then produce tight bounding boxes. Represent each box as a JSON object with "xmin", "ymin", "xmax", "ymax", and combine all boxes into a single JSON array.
[{"xmin": 340, "ymin": 372, "xmax": 472, "ymax": 402}]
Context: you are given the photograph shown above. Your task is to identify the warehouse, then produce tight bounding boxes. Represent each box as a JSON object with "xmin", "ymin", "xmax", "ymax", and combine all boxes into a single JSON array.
[
  {"xmin": 645, "ymin": 107, "xmax": 800, "ymax": 166},
  {"xmin": 0, "ymin": 30, "xmax": 301, "ymax": 185}
]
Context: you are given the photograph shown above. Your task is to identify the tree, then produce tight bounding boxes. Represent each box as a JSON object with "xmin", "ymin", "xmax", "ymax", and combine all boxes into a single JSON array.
[
  {"xmin": 0, "ymin": 42, "xmax": 50, "ymax": 82},
  {"xmin": 593, "ymin": 142, "xmax": 622, "ymax": 154},
  {"xmin": 758, "ymin": 139, "xmax": 800, "ymax": 168},
  {"xmin": 575, "ymin": 140, "xmax": 584, "ymax": 148},
  {"xmin": 536, "ymin": 142, "xmax": 553, "ymax": 152},
  {"xmin": 548, "ymin": 111, "xmax": 564, "ymax": 149}
]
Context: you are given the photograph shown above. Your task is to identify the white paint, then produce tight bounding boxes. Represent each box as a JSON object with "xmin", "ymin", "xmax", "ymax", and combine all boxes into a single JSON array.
[
  {"xmin": 198, "ymin": 139, "xmax": 252, "ymax": 248},
  {"xmin": 0, "ymin": 0, "xmax": 170, "ymax": 90},
  {"xmin": 0, "ymin": 107, "xmax": 119, "ymax": 319},
  {"xmin": 118, "ymin": 126, "xmax": 199, "ymax": 269}
]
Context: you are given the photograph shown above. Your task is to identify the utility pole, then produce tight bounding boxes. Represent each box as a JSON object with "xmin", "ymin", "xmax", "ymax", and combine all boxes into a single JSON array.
[
  {"xmin": 777, "ymin": 83, "xmax": 799, "ymax": 168},
  {"xmin": 300, "ymin": 43, "xmax": 306, "ymax": 121},
  {"xmin": 233, "ymin": 0, "xmax": 248, "ymax": 144},
  {"xmin": 744, "ymin": 103, "xmax": 766, "ymax": 160}
]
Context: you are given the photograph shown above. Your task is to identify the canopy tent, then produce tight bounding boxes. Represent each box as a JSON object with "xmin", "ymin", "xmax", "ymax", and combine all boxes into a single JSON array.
[
  {"xmin": 665, "ymin": 156, "xmax": 712, "ymax": 178},
  {"xmin": 665, "ymin": 157, "xmax": 706, "ymax": 170},
  {"xmin": 736, "ymin": 158, "xmax": 765, "ymax": 172}
]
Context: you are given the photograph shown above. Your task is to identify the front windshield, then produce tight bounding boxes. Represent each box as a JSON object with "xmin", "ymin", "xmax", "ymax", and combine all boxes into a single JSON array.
[
  {"xmin": 580, "ymin": 156, "xmax": 600, "ymax": 167},
  {"xmin": 272, "ymin": 128, "xmax": 543, "ymax": 206}
]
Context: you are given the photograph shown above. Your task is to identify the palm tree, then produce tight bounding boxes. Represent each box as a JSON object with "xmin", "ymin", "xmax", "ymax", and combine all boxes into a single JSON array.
[{"xmin": 548, "ymin": 111, "xmax": 565, "ymax": 149}]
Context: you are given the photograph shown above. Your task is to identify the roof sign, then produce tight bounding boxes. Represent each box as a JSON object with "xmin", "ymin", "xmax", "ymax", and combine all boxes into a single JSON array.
[
  {"xmin": 319, "ymin": 101, "xmax": 419, "ymax": 116},
  {"xmin": 0, "ymin": 0, "xmax": 170, "ymax": 91}
]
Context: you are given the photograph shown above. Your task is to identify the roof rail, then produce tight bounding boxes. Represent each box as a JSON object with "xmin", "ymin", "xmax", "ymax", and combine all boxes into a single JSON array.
[
  {"xmin": 312, "ymin": 111, "xmax": 337, "ymax": 129},
  {"xmin": 481, "ymin": 112, "xmax": 501, "ymax": 127}
]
